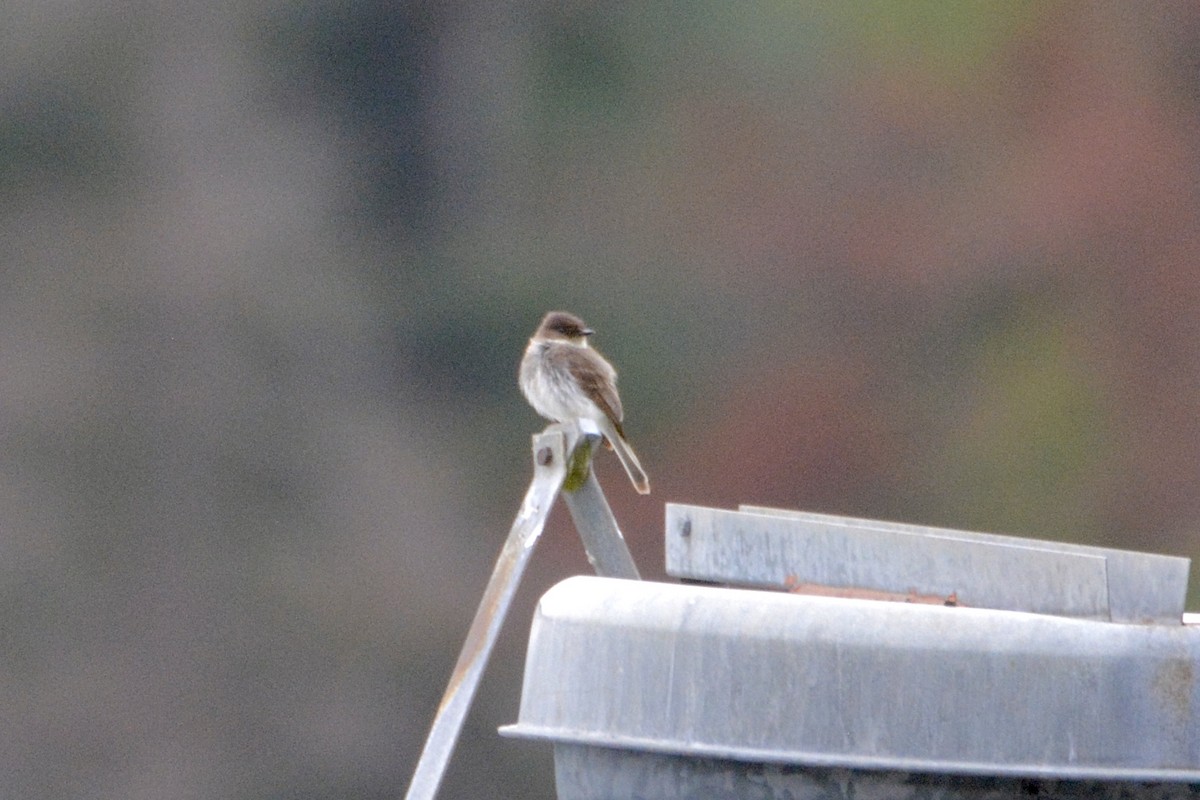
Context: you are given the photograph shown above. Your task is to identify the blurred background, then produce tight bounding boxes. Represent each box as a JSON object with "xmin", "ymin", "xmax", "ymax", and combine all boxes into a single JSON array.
[{"xmin": 4, "ymin": 1, "xmax": 1200, "ymax": 797}]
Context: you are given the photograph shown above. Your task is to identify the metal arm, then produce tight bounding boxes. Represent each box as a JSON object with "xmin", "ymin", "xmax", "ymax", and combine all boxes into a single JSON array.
[{"xmin": 404, "ymin": 421, "xmax": 640, "ymax": 800}]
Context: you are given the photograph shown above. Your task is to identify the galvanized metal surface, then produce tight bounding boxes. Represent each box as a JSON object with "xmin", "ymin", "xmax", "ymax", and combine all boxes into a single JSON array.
[
  {"xmin": 551, "ymin": 744, "xmax": 1200, "ymax": 800},
  {"xmin": 665, "ymin": 504, "xmax": 1189, "ymax": 622},
  {"xmin": 563, "ymin": 465, "xmax": 640, "ymax": 580},
  {"xmin": 666, "ymin": 504, "xmax": 1108, "ymax": 619},
  {"xmin": 740, "ymin": 505, "xmax": 1192, "ymax": 624},
  {"xmin": 503, "ymin": 576, "xmax": 1200, "ymax": 783},
  {"xmin": 738, "ymin": 506, "xmax": 1190, "ymax": 624}
]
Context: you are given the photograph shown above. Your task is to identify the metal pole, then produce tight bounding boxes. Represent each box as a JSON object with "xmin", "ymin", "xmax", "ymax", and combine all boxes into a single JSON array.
[
  {"xmin": 403, "ymin": 426, "xmax": 572, "ymax": 800},
  {"xmin": 403, "ymin": 421, "xmax": 643, "ymax": 799},
  {"xmin": 563, "ymin": 467, "xmax": 641, "ymax": 580}
]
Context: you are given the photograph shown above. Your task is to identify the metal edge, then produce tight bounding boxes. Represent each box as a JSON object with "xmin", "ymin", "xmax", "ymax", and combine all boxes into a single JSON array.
[
  {"xmin": 738, "ymin": 504, "xmax": 1189, "ymax": 565},
  {"xmin": 498, "ymin": 725, "xmax": 1200, "ymax": 785}
]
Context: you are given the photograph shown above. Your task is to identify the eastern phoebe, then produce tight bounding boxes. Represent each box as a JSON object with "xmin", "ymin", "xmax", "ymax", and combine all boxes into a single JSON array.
[{"xmin": 519, "ymin": 311, "xmax": 650, "ymax": 495}]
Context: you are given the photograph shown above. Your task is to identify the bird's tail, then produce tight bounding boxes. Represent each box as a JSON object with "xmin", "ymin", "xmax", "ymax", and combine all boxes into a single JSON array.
[{"xmin": 599, "ymin": 419, "xmax": 650, "ymax": 494}]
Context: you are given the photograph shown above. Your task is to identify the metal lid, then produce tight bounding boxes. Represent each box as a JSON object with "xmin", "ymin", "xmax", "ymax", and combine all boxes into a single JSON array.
[{"xmin": 503, "ymin": 576, "xmax": 1200, "ymax": 782}]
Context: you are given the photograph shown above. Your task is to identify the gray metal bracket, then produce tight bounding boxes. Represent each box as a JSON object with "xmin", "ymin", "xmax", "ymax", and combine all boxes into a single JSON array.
[
  {"xmin": 404, "ymin": 422, "xmax": 640, "ymax": 800},
  {"xmin": 665, "ymin": 503, "xmax": 1189, "ymax": 623}
]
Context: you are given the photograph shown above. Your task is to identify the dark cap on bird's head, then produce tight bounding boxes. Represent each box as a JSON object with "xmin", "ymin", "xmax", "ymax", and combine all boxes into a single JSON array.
[{"xmin": 535, "ymin": 311, "xmax": 594, "ymax": 341}]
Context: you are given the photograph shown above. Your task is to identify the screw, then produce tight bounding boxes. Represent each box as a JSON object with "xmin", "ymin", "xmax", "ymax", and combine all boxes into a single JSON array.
[{"xmin": 536, "ymin": 447, "xmax": 553, "ymax": 466}]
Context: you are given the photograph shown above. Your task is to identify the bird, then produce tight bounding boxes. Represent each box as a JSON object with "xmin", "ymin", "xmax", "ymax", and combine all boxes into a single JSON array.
[{"xmin": 519, "ymin": 311, "xmax": 650, "ymax": 494}]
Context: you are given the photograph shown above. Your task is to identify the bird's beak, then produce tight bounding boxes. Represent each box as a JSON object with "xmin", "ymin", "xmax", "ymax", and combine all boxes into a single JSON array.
[{"xmin": 582, "ymin": 328, "xmax": 594, "ymax": 336}]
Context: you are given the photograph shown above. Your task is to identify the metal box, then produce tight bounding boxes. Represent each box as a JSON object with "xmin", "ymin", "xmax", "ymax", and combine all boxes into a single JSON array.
[{"xmin": 503, "ymin": 507, "xmax": 1200, "ymax": 799}]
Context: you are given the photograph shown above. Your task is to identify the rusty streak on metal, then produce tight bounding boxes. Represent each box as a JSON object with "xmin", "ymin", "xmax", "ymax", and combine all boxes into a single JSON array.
[
  {"xmin": 436, "ymin": 535, "xmax": 524, "ymax": 713},
  {"xmin": 784, "ymin": 577, "xmax": 965, "ymax": 608}
]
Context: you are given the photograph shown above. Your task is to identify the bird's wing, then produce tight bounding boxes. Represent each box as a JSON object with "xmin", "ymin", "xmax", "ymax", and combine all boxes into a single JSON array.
[{"xmin": 552, "ymin": 345, "xmax": 625, "ymax": 431}]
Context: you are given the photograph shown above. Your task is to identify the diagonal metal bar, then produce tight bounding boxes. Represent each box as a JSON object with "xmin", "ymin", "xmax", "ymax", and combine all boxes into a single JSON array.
[
  {"xmin": 562, "ymin": 449, "xmax": 641, "ymax": 580},
  {"xmin": 403, "ymin": 425, "xmax": 575, "ymax": 800}
]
